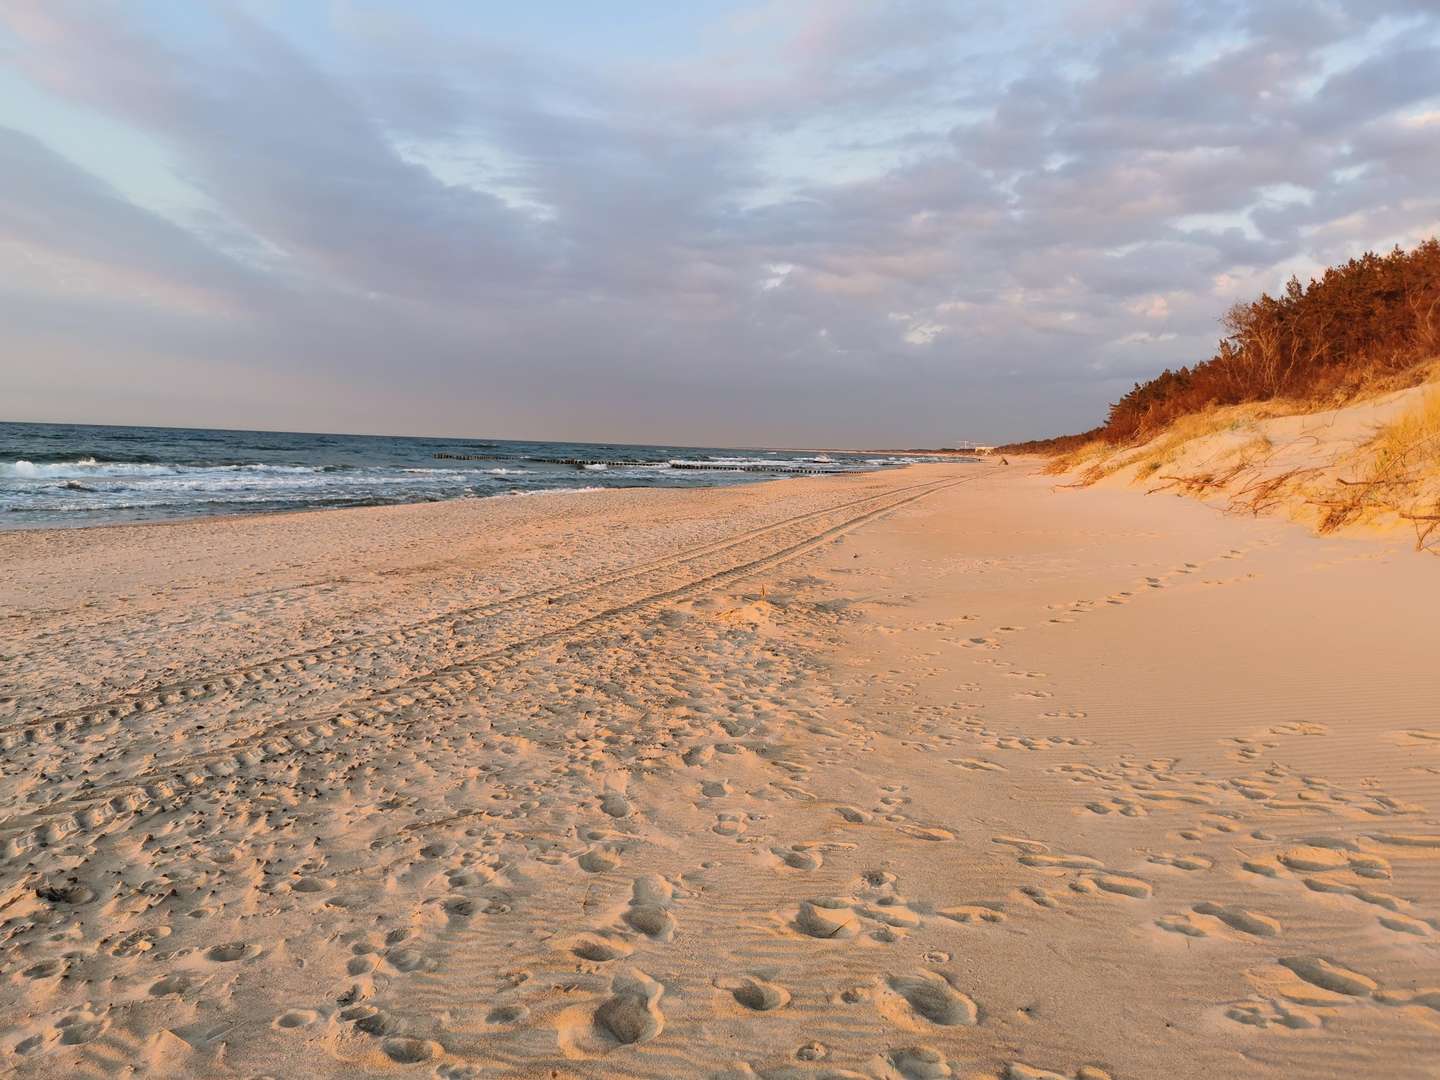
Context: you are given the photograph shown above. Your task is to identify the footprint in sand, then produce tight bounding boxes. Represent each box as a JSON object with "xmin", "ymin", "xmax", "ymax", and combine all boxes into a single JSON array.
[
  {"xmin": 205, "ymin": 941, "xmax": 257, "ymax": 963},
  {"xmin": 381, "ymin": 1036, "xmax": 441, "ymax": 1064},
  {"xmin": 599, "ymin": 792, "xmax": 631, "ymax": 818},
  {"xmin": 621, "ymin": 874, "xmax": 678, "ymax": 940},
  {"xmin": 896, "ymin": 823, "xmax": 955, "ymax": 842},
  {"xmin": 273, "ymin": 1008, "xmax": 320, "ymax": 1030},
  {"xmin": 485, "ymin": 1003, "xmax": 529, "ymax": 1025},
  {"xmin": 1225, "ymin": 996, "xmax": 1321, "ymax": 1030},
  {"xmin": 55, "ymin": 1014, "xmax": 108, "ymax": 1046},
  {"xmin": 959, "ymin": 637, "xmax": 1001, "ymax": 650},
  {"xmin": 994, "ymin": 734, "xmax": 1087, "ymax": 750},
  {"xmin": 1224, "ymin": 955, "xmax": 1390, "ymax": 1031},
  {"xmin": 385, "ymin": 945, "xmax": 439, "ymax": 973},
  {"xmin": 593, "ymin": 968, "xmax": 665, "ymax": 1045},
  {"xmin": 150, "ymin": 973, "xmax": 203, "ymax": 997},
  {"xmin": 1240, "ymin": 841, "xmax": 1396, "ymax": 898},
  {"xmin": 1084, "ymin": 797, "xmax": 1146, "ymax": 817},
  {"xmin": 938, "ymin": 902, "xmax": 1007, "ymax": 925},
  {"xmin": 887, "ymin": 1045, "xmax": 953, "ymax": 1078},
  {"xmin": 570, "ymin": 935, "xmax": 633, "ymax": 963},
  {"xmin": 1070, "ymin": 873, "xmax": 1153, "ymax": 899},
  {"xmin": 1279, "ymin": 956, "xmax": 1377, "ymax": 997},
  {"xmin": 717, "ymin": 974, "xmax": 791, "ymax": 1011},
  {"xmin": 770, "ymin": 844, "xmax": 824, "ymax": 870},
  {"xmin": 1007, "ymin": 1064, "xmax": 1112, "ymax": 1080},
  {"xmin": 1156, "ymin": 912, "xmax": 1209, "ymax": 938},
  {"xmin": 1007, "ymin": 839, "xmax": 1152, "ymax": 899},
  {"xmin": 1193, "ymin": 902, "xmax": 1279, "ymax": 937},
  {"xmin": 1147, "ymin": 852, "xmax": 1214, "ymax": 871},
  {"xmin": 794, "ymin": 898, "xmax": 860, "ymax": 939},
  {"xmin": 578, "ymin": 847, "xmax": 621, "ymax": 873},
  {"xmin": 1377, "ymin": 912, "xmax": 1437, "ymax": 936},
  {"xmin": 879, "ymin": 970, "xmax": 979, "ymax": 1027},
  {"xmin": 713, "ymin": 811, "xmax": 749, "ymax": 836},
  {"xmin": 1019, "ymin": 852, "xmax": 1104, "ymax": 870},
  {"xmin": 951, "ymin": 757, "xmax": 1006, "ymax": 772}
]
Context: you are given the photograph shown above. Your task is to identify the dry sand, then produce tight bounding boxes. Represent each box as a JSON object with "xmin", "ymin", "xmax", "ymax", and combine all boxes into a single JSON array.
[{"xmin": 1, "ymin": 463, "xmax": 1436, "ymax": 1079}]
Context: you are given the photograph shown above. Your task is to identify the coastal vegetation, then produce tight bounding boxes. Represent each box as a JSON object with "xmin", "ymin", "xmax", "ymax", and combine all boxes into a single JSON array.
[
  {"xmin": 1004, "ymin": 239, "xmax": 1440, "ymax": 551},
  {"xmin": 1004, "ymin": 238, "xmax": 1440, "ymax": 454}
]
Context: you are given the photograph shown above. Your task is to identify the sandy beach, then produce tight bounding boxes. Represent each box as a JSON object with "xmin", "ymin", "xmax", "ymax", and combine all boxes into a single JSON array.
[{"xmin": 2, "ymin": 462, "xmax": 1437, "ymax": 1079}]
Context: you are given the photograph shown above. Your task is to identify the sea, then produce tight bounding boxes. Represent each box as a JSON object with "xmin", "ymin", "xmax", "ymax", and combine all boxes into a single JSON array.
[{"xmin": 0, "ymin": 421, "xmax": 954, "ymax": 530}]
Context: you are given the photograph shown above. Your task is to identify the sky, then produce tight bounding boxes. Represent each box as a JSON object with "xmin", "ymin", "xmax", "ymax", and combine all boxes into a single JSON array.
[{"xmin": 2, "ymin": 1, "xmax": 1439, "ymax": 447}]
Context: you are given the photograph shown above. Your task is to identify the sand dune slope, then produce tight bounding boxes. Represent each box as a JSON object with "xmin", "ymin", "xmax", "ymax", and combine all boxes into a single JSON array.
[{"xmin": 0, "ymin": 464, "xmax": 1435, "ymax": 1078}]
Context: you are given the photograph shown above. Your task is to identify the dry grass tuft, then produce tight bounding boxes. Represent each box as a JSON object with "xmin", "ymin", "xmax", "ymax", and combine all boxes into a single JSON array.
[
  {"xmin": 1044, "ymin": 438, "xmax": 1109, "ymax": 478},
  {"xmin": 1045, "ymin": 375, "xmax": 1440, "ymax": 553},
  {"xmin": 1311, "ymin": 386, "xmax": 1440, "ymax": 549},
  {"xmin": 1056, "ymin": 403, "xmax": 1278, "ymax": 488}
]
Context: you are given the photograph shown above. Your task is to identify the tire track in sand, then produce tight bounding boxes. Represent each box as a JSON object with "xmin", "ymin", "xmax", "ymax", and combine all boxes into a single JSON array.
[
  {"xmin": 0, "ymin": 469, "xmax": 999, "ymax": 842},
  {"xmin": 7, "ymin": 474, "xmax": 970, "ymax": 740}
]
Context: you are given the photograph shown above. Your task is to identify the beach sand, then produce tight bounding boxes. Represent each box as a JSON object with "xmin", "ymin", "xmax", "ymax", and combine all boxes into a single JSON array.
[{"xmin": 1, "ymin": 462, "xmax": 1436, "ymax": 1078}]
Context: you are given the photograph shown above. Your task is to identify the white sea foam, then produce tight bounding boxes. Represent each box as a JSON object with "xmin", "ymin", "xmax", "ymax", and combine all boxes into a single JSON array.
[
  {"xmin": 1, "ymin": 429, "xmax": 912, "ymax": 529},
  {"xmin": 1, "ymin": 459, "xmax": 327, "ymax": 480},
  {"xmin": 4, "ymin": 458, "xmax": 102, "ymax": 478},
  {"xmin": 505, "ymin": 486, "xmax": 605, "ymax": 497}
]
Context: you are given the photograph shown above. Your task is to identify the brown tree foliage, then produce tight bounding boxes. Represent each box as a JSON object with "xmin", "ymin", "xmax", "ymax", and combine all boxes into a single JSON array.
[{"xmin": 1002, "ymin": 238, "xmax": 1440, "ymax": 453}]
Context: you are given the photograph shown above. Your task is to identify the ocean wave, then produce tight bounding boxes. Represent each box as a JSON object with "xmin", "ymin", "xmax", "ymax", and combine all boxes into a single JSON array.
[
  {"xmin": 1, "ymin": 459, "xmax": 330, "ymax": 480},
  {"xmin": 3, "ymin": 457, "xmax": 103, "ymax": 478},
  {"xmin": 0, "ymin": 424, "xmax": 919, "ymax": 529},
  {"xmin": 396, "ymin": 466, "xmax": 527, "ymax": 476},
  {"xmin": 0, "ymin": 450, "xmax": 162, "ymax": 465},
  {"xmin": 666, "ymin": 456, "xmax": 857, "ymax": 470},
  {"xmin": 504, "ymin": 486, "xmax": 605, "ymax": 497}
]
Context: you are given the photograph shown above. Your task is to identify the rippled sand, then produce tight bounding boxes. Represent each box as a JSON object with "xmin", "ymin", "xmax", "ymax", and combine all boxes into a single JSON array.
[{"xmin": 1, "ymin": 463, "xmax": 1436, "ymax": 1078}]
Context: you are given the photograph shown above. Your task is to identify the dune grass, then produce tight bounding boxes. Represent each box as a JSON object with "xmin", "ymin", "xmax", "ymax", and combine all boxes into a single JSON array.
[{"xmin": 1315, "ymin": 385, "xmax": 1440, "ymax": 547}]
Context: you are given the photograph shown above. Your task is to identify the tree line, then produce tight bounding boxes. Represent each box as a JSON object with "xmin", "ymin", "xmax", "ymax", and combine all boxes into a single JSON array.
[{"xmin": 1004, "ymin": 238, "xmax": 1440, "ymax": 453}]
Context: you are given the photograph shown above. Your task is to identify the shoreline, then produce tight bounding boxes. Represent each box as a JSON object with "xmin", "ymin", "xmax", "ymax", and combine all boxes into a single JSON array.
[
  {"xmin": 0, "ymin": 481, "xmax": 619, "ymax": 539},
  {"xmin": 0, "ymin": 462, "xmax": 968, "ymax": 544},
  {"xmin": 2, "ymin": 461, "xmax": 1434, "ymax": 1079},
  {"xmin": 3, "ymin": 419, "xmax": 946, "ymax": 535},
  {"xmin": 1, "ymin": 457, "xmax": 954, "ymax": 538}
]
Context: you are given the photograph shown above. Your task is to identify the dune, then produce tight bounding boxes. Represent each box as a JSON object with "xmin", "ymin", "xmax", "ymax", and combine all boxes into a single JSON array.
[
  {"xmin": 1047, "ymin": 375, "xmax": 1440, "ymax": 553},
  {"xmin": 0, "ymin": 462, "xmax": 1436, "ymax": 1078}
]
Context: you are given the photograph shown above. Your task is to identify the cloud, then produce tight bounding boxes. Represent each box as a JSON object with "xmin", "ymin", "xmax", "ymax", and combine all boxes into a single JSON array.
[
  {"xmin": 0, "ymin": 125, "xmax": 251, "ymax": 314},
  {"xmin": 1, "ymin": 0, "xmax": 1438, "ymax": 444}
]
